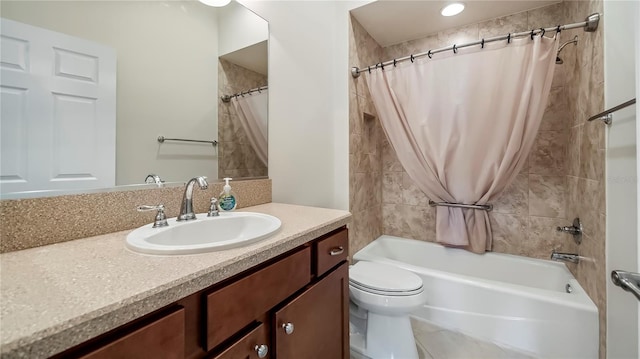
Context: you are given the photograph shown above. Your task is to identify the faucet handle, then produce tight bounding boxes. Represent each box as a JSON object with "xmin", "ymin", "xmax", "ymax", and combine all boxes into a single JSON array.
[
  {"xmin": 208, "ymin": 197, "xmax": 220, "ymax": 217},
  {"xmin": 137, "ymin": 204, "xmax": 169, "ymax": 228}
]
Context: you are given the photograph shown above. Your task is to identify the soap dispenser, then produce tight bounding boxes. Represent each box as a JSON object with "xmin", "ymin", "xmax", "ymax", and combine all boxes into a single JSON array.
[{"xmin": 218, "ymin": 177, "xmax": 237, "ymax": 211}]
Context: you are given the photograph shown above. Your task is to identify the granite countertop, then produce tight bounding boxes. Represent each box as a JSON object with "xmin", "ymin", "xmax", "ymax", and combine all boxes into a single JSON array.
[{"xmin": 0, "ymin": 203, "xmax": 351, "ymax": 359}]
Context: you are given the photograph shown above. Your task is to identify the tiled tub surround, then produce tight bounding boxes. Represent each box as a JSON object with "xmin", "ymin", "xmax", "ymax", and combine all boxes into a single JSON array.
[
  {"xmin": 0, "ymin": 203, "xmax": 351, "ymax": 359},
  {"xmin": 349, "ymin": 1, "xmax": 605, "ymax": 356},
  {"xmin": 0, "ymin": 178, "xmax": 271, "ymax": 253},
  {"xmin": 217, "ymin": 58, "xmax": 268, "ymax": 179}
]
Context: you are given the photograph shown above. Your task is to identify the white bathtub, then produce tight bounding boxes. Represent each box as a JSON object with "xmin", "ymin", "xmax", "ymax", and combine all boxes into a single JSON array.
[{"xmin": 353, "ymin": 235, "xmax": 598, "ymax": 358}]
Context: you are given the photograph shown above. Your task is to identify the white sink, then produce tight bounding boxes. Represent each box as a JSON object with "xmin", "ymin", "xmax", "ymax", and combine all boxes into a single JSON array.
[{"xmin": 126, "ymin": 212, "xmax": 281, "ymax": 255}]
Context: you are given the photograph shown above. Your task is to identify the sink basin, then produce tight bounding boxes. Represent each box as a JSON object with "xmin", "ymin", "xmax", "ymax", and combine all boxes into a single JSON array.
[{"xmin": 126, "ymin": 212, "xmax": 281, "ymax": 255}]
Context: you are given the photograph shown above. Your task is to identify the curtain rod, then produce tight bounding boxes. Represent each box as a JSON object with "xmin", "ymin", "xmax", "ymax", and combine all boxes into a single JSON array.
[
  {"xmin": 221, "ymin": 85, "xmax": 268, "ymax": 103},
  {"xmin": 351, "ymin": 13, "xmax": 600, "ymax": 78}
]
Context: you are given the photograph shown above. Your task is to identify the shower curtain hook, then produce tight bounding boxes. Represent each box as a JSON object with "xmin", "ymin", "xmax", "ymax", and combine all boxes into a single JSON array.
[
  {"xmin": 481, "ymin": 39, "xmax": 485, "ymax": 49},
  {"xmin": 556, "ymin": 25, "xmax": 562, "ymax": 34},
  {"xmin": 427, "ymin": 50, "xmax": 432, "ymax": 59},
  {"xmin": 507, "ymin": 33, "xmax": 511, "ymax": 43},
  {"xmin": 368, "ymin": 66, "xmax": 371, "ymax": 74},
  {"xmin": 380, "ymin": 62, "xmax": 384, "ymax": 70},
  {"xmin": 530, "ymin": 30, "xmax": 535, "ymax": 40},
  {"xmin": 410, "ymin": 54, "xmax": 414, "ymax": 63},
  {"xmin": 393, "ymin": 59, "xmax": 397, "ymax": 67},
  {"xmin": 453, "ymin": 44, "xmax": 458, "ymax": 54},
  {"xmin": 539, "ymin": 28, "xmax": 546, "ymax": 37}
]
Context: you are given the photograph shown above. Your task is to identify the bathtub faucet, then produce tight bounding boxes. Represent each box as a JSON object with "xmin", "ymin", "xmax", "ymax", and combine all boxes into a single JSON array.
[
  {"xmin": 550, "ymin": 250, "xmax": 580, "ymax": 264},
  {"xmin": 556, "ymin": 218, "xmax": 582, "ymax": 244}
]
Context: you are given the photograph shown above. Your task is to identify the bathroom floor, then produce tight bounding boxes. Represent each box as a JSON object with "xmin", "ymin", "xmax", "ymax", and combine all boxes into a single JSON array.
[{"xmin": 351, "ymin": 317, "xmax": 535, "ymax": 359}]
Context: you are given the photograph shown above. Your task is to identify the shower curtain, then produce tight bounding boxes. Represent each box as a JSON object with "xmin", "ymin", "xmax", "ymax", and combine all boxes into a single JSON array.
[
  {"xmin": 367, "ymin": 36, "xmax": 557, "ymax": 253},
  {"xmin": 231, "ymin": 90, "xmax": 268, "ymax": 166}
]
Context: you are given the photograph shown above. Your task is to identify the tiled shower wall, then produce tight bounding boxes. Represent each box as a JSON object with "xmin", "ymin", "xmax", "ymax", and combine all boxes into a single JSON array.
[
  {"xmin": 218, "ymin": 58, "xmax": 268, "ymax": 179},
  {"xmin": 348, "ymin": 16, "xmax": 384, "ymax": 258},
  {"xmin": 349, "ymin": 2, "xmax": 606, "ymax": 356},
  {"xmin": 563, "ymin": 1, "xmax": 606, "ymax": 356}
]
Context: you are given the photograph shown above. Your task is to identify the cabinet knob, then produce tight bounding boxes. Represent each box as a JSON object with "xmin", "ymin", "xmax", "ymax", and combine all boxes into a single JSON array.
[
  {"xmin": 254, "ymin": 344, "xmax": 268, "ymax": 358},
  {"xmin": 282, "ymin": 322, "xmax": 294, "ymax": 335}
]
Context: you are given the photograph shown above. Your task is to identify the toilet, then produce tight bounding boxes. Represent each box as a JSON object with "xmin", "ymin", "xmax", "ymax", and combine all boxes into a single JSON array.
[{"xmin": 349, "ymin": 261, "xmax": 427, "ymax": 359}]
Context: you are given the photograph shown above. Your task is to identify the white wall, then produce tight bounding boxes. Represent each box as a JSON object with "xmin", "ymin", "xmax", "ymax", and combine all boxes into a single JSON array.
[
  {"xmin": 1, "ymin": 1, "xmax": 219, "ymax": 185},
  {"xmin": 636, "ymin": 1, "xmax": 640, "ymax": 353},
  {"xmin": 218, "ymin": 1, "xmax": 268, "ymax": 56},
  {"xmin": 238, "ymin": 0, "xmax": 368, "ymax": 210},
  {"xmin": 605, "ymin": 1, "xmax": 638, "ymax": 358}
]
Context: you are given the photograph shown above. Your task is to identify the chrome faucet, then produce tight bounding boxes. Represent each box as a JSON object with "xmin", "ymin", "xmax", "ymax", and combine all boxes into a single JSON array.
[
  {"xmin": 177, "ymin": 176, "xmax": 208, "ymax": 221},
  {"xmin": 550, "ymin": 250, "xmax": 580, "ymax": 264},
  {"xmin": 145, "ymin": 174, "xmax": 164, "ymax": 185},
  {"xmin": 556, "ymin": 218, "xmax": 582, "ymax": 244}
]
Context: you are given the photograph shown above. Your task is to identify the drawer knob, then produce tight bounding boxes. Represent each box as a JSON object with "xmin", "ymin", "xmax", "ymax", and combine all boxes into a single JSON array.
[
  {"xmin": 329, "ymin": 246, "xmax": 344, "ymax": 256},
  {"xmin": 254, "ymin": 344, "xmax": 268, "ymax": 358},
  {"xmin": 282, "ymin": 322, "xmax": 295, "ymax": 335}
]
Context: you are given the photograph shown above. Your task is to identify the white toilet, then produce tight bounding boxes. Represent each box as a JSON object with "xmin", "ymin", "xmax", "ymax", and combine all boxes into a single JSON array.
[{"xmin": 349, "ymin": 261, "xmax": 427, "ymax": 359}]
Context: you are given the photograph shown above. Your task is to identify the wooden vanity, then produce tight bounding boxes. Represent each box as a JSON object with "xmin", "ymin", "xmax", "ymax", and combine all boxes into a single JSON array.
[
  {"xmin": 49, "ymin": 227, "xmax": 349, "ymax": 359},
  {"xmin": 0, "ymin": 203, "xmax": 351, "ymax": 359}
]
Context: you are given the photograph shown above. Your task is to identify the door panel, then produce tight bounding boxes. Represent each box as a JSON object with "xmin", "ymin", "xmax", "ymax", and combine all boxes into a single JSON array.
[
  {"xmin": 0, "ymin": 18, "xmax": 116, "ymax": 194},
  {"xmin": 274, "ymin": 262, "xmax": 348, "ymax": 359}
]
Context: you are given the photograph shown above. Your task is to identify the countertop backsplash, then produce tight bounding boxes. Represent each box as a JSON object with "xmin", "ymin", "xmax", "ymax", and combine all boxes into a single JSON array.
[{"xmin": 0, "ymin": 178, "xmax": 272, "ymax": 253}]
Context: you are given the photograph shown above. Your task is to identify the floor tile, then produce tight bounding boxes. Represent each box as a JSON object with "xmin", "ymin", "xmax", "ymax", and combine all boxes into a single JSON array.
[{"xmin": 411, "ymin": 318, "xmax": 535, "ymax": 359}]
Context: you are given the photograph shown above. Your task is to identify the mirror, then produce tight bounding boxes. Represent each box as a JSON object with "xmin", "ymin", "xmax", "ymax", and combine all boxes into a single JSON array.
[{"xmin": 0, "ymin": 0, "xmax": 268, "ymax": 199}]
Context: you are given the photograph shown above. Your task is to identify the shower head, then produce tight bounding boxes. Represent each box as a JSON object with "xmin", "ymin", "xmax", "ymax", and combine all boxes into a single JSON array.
[{"xmin": 556, "ymin": 35, "xmax": 579, "ymax": 65}]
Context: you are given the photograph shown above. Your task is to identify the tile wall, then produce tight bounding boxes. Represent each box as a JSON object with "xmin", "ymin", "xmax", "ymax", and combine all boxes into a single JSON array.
[
  {"xmin": 349, "ymin": 2, "xmax": 605, "ymax": 356},
  {"xmin": 348, "ymin": 16, "xmax": 385, "ymax": 258},
  {"xmin": 562, "ymin": 1, "xmax": 606, "ymax": 356},
  {"xmin": 218, "ymin": 58, "xmax": 268, "ymax": 179}
]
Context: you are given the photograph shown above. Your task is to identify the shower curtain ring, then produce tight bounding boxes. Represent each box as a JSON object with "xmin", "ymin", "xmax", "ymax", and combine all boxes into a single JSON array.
[
  {"xmin": 380, "ymin": 62, "xmax": 384, "ymax": 70},
  {"xmin": 539, "ymin": 28, "xmax": 546, "ymax": 37},
  {"xmin": 507, "ymin": 33, "xmax": 511, "ymax": 43},
  {"xmin": 410, "ymin": 54, "xmax": 414, "ymax": 63},
  {"xmin": 453, "ymin": 44, "xmax": 458, "ymax": 54},
  {"xmin": 393, "ymin": 59, "xmax": 397, "ymax": 67},
  {"xmin": 368, "ymin": 66, "xmax": 371, "ymax": 74},
  {"xmin": 556, "ymin": 25, "xmax": 561, "ymax": 34},
  {"xmin": 427, "ymin": 50, "xmax": 432, "ymax": 59},
  {"xmin": 530, "ymin": 30, "xmax": 535, "ymax": 40},
  {"xmin": 481, "ymin": 39, "xmax": 485, "ymax": 49}
]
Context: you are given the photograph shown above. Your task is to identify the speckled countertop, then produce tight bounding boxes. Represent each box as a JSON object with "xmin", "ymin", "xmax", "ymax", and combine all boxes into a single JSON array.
[{"xmin": 0, "ymin": 203, "xmax": 351, "ymax": 359}]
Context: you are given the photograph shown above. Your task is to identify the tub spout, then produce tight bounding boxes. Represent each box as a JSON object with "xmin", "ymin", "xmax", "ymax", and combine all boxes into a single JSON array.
[{"xmin": 550, "ymin": 250, "xmax": 580, "ymax": 264}]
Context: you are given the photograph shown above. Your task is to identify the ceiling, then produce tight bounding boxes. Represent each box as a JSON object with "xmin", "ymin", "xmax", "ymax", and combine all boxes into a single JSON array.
[
  {"xmin": 350, "ymin": 0, "xmax": 560, "ymax": 47},
  {"xmin": 219, "ymin": 40, "xmax": 268, "ymax": 75}
]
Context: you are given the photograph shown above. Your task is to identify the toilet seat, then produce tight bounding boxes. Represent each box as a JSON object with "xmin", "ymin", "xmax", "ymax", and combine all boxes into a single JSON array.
[{"xmin": 349, "ymin": 261, "xmax": 423, "ymax": 296}]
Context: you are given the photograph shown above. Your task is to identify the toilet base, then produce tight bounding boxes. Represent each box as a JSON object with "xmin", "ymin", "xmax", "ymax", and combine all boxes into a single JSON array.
[{"xmin": 350, "ymin": 312, "xmax": 419, "ymax": 359}]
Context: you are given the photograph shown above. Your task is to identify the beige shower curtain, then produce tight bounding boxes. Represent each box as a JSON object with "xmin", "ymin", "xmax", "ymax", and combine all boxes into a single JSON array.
[
  {"xmin": 231, "ymin": 90, "xmax": 268, "ymax": 166},
  {"xmin": 367, "ymin": 36, "xmax": 557, "ymax": 253}
]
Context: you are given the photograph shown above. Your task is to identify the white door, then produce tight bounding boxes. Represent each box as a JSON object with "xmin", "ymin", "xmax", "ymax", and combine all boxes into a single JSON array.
[
  {"xmin": 605, "ymin": 1, "xmax": 639, "ymax": 358},
  {"xmin": 0, "ymin": 18, "xmax": 116, "ymax": 195}
]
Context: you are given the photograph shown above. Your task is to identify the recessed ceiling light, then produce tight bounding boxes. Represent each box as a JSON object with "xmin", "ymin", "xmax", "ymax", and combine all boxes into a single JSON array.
[
  {"xmin": 441, "ymin": 3, "xmax": 465, "ymax": 17},
  {"xmin": 199, "ymin": 0, "xmax": 231, "ymax": 7}
]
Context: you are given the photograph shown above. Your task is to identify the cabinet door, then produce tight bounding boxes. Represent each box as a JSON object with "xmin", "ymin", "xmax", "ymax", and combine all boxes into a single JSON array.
[{"xmin": 273, "ymin": 262, "xmax": 348, "ymax": 359}]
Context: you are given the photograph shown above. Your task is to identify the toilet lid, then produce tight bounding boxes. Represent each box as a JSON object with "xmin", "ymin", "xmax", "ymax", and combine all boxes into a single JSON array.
[{"xmin": 349, "ymin": 261, "xmax": 423, "ymax": 294}]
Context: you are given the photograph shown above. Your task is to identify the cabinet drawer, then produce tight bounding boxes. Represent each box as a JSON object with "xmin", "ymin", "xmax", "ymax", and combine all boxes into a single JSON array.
[
  {"xmin": 205, "ymin": 247, "xmax": 311, "ymax": 351},
  {"xmin": 315, "ymin": 228, "xmax": 348, "ymax": 276},
  {"xmin": 211, "ymin": 322, "xmax": 270, "ymax": 359},
  {"xmin": 79, "ymin": 307, "xmax": 185, "ymax": 359}
]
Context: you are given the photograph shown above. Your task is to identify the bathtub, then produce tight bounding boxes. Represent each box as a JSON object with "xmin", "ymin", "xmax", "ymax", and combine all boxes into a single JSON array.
[{"xmin": 353, "ymin": 235, "xmax": 598, "ymax": 358}]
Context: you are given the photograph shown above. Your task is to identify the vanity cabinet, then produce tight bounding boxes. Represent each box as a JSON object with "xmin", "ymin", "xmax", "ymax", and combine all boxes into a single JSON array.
[{"xmin": 52, "ymin": 227, "xmax": 348, "ymax": 359}]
